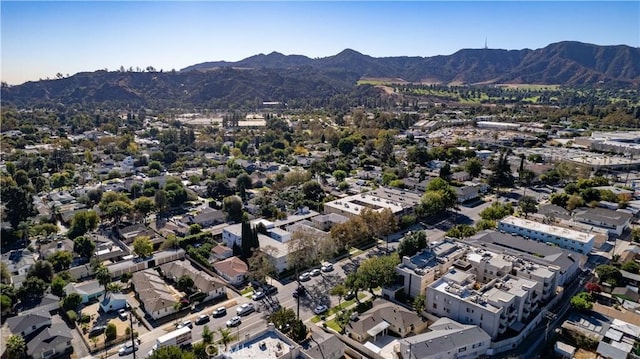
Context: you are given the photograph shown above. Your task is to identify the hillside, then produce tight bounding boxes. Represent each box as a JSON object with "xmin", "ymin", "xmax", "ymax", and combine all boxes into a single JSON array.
[{"xmin": 2, "ymin": 41, "xmax": 638, "ymax": 108}]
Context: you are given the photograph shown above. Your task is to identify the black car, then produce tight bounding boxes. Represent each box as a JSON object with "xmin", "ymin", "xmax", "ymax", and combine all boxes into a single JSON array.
[
  {"xmin": 89, "ymin": 325, "xmax": 106, "ymax": 337},
  {"xmin": 264, "ymin": 284, "xmax": 278, "ymax": 295},
  {"xmin": 293, "ymin": 286, "xmax": 307, "ymax": 298},
  {"xmin": 195, "ymin": 314, "xmax": 210, "ymax": 325},
  {"xmin": 344, "ymin": 291, "xmax": 356, "ymax": 301}
]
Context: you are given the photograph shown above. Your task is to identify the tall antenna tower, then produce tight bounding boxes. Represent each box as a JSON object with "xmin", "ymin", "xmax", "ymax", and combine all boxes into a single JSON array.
[{"xmin": 484, "ymin": 37, "xmax": 488, "ymax": 50}]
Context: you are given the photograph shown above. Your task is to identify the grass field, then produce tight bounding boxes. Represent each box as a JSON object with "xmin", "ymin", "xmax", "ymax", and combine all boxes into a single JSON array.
[{"xmin": 495, "ymin": 83, "xmax": 560, "ymax": 90}]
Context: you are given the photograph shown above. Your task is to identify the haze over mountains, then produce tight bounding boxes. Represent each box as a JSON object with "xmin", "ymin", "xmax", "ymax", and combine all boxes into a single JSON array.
[{"xmin": 3, "ymin": 41, "xmax": 639, "ymax": 108}]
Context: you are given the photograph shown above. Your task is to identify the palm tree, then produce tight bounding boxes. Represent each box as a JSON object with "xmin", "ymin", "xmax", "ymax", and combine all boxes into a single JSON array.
[{"xmin": 217, "ymin": 327, "xmax": 235, "ymax": 351}]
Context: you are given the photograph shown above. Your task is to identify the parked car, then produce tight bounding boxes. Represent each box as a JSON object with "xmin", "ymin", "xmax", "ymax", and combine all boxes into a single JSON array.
[
  {"xmin": 313, "ymin": 305, "xmax": 328, "ymax": 315},
  {"xmin": 252, "ymin": 291, "xmax": 265, "ymax": 301},
  {"xmin": 118, "ymin": 342, "xmax": 138, "ymax": 356},
  {"xmin": 89, "ymin": 325, "xmax": 106, "ymax": 337},
  {"xmin": 298, "ymin": 272, "xmax": 311, "ymax": 282},
  {"xmin": 293, "ymin": 286, "xmax": 307, "ymax": 298},
  {"xmin": 177, "ymin": 320, "xmax": 193, "ymax": 329},
  {"xmin": 118, "ymin": 309, "xmax": 128, "ymax": 320},
  {"xmin": 264, "ymin": 284, "xmax": 278, "ymax": 295},
  {"xmin": 212, "ymin": 307, "xmax": 227, "ymax": 318},
  {"xmin": 321, "ymin": 263, "xmax": 333, "ymax": 272},
  {"xmin": 236, "ymin": 303, "xmax": 255, "ymax": 316},
  {"xmin": 310, "ymin": 269, "xmax": 321, "ymax": 277},
  {"xmin": 344, "ymin": 291, "xmax": 356, "ymax": 301},
  {"xmin": 195, "ymin": 314, "xmax": 210, "ymax": 325},
  {"xmin": 226, "ymin": 316, "xmax": 241, "ymax": 327}
]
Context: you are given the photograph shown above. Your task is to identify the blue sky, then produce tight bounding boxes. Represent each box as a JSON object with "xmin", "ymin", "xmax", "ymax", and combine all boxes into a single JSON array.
[{"xmin": 2, "ymin": 1, "xmax": 638, "ymax": 85}]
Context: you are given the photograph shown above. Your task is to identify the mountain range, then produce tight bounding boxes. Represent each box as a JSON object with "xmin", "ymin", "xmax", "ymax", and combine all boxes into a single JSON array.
[{"xmin": 2, "ymin": 41, "xmax": 639, "ymax": 108}]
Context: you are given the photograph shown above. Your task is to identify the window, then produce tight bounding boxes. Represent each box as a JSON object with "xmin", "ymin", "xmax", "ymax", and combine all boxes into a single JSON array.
[
  {"xmin": 459, "ymin": 347, "xmax": 467, "ymax": 353},
  {"xmin": 433, "ymin": 303, "xmax": 437, "ymax": 309}
]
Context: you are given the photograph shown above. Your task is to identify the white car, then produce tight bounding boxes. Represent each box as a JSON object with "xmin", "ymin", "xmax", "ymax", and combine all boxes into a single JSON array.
[
  {"xmin": 118, "ymin": 342, "xmax": 138, "ymax": 356},
  {"xmin": 226, "ymin": 316, "xmax": 241, "ymax": 327},
  {"xmin": 321, "ymin": 263, "xmax": 333, "ymax": 272},
  {"xmin": 236, "ymin": 303, "xmax": 255, "ymax": 316},
  {"xmin": 118, "ymin": 308, "xmax": 128, "ymax": 320},
  {"xmin": 298, "ymin": 272, "xmax": 311, "ymax": 282},
  {"xmin": 177, "ymin": 320, "xmax": 193, "ymax": 329},
  {"xmin": 310, "ymin": 269, "xmax": 321, "ymax": 277},
  {"xmin": 313, "ymin": 304, "xmax": 328, "ymax": 315}
]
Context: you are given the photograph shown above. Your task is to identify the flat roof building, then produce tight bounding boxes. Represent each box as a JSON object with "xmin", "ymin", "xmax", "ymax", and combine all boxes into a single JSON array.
[{"xmin": 498, "ymin": 216, "xmax": 595, "ymax": 254}]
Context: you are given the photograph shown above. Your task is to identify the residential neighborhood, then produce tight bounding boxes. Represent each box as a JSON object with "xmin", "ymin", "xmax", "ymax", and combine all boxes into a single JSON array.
[{"xmin": 2, "ymin": 89, "xmax": 640, "ymax": 359}]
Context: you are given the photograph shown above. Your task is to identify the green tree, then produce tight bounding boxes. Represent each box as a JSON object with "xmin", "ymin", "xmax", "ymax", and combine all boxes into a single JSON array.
[
  {"xmin": 1, "ymin": 294, "xmax": 12, "ymax": 314},
  {"xmin": 18, "ymin": 277, "xmax": 47, "ymax": 300},
  {"xmin": 189, "ymin": 224, "xmax": 202, "ymax": 235},
  {"xmin": 330, "ymin": 284, "xmax": 348, "ymax": 309},
  {"xmin": 133, "ymin": 197, "xmax": 155, "ymax": 222},
  {"xmin": 595, "ymin": 265, "xmax": 622, "ymax": 287},
  {"xmin": 247, "ymin": 247, "xmax": 276, "ymax": 284},
  {"xmin": 413, "ymin": 294, "xmax": 426, "ymax": 315},
  {"xmin": 73, "ymin": 236, "xmax": 96, "ymax": 259},
  {"xmin": 398, "ymin": 231, "xmax": 427, "ymax": 258},
  {"xmin": 217, "ymin": 327, "xmax": 235, "ymax": 351},
  {"xmin": 464, "ymin": 158, "xmax": 483, "ymax": 178},
  {"xmin": 48, "ymin": 251, "xmax": 73, "ymax": 271},
  {"xmin": 1, "ymin": 262, "xmax": 11, "ymax": 284},
  {"xmin": 202, "ymin": 325, "xmax": 214, "ymax": 344},
  {"xmin": 105, "ymin": 323, "xmax": 117, "ymax": 341},
  {"xmin": 51, "ymin": 275, "xmax": 67, "ymax": 297},
  {"xmin": 518, "ymin": 196, "xmax": 538, "ymax": 218},
  {"xmin": 176, "ymin": 275, "xmax": 194, "ymax": 292},
  {"xmin": 439, "ymin": 163, "xmax": 452, "ymax": 181},
  {"xmin": 148, "ymin": 346, "xmax": 196, "ymax": 359},
  {"xmin": 622, "ymin": 261, "xmax": 640, "ymax": 274},
  {"xmin": 61, "ymin": 293, "xmax": 82, "ymax": 311},
  {"xmin": 570, "ymin": 292, "xmax": 593, "ymax": 311},
  {"xmin": 223, "ymin": 195, "xmax": 244, "ymax": 223},
  {"xmin": 1, "ymin": 186, "xmax": 34, "ymax": 229},
  {"xmin": 6, "ymin": 335, "xmax": 26, "ymax": 359},
  {"xmin": 632, "ymin": 228, "xmax": 640, "ymax": 242},
  {"xmin": 95, "ymin": 265, "xmax": 111, "ymax": 293},
  {"xmin": 446, "ymin": 224, "xmax": 477, "ymax": 239},
  {"xmin": 290, "ymin": 319, "xmax": 308, "ymax": 342},
  {"xmin": 356, "ymin": 254, "xmax": 400, "ymax": 294},
  {"xmin": 269, "ymin": 308, "xmax": 296, "ymax": 332},
  {"xmin": 479, "ymin": 202, "xmax": 514, "ymax": 221},
  {"xmin": 488, "ymin": 150, "xmax": 514, "ymax": 189},
  {"xmin": 337, "ymin": 137, "xmax": 354, "ymax": 155},
  {"xmin": 27, "ymin": 260, "xmax": 54, "ymax": 282},
  {"xmin": 154, "ymin": 189, "xmax": 169, "ymax": 215},
  {"xmin": 132, "ymin": 236, "xmax": 153, "ymax": 258}
]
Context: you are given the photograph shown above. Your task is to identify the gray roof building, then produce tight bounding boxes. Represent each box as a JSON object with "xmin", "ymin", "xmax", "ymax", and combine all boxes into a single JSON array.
[
  {"xmin": 399, "ymin": 317, "xmax": 491, "ymax": 359},
  {"xmin": 26, "ymin": 322, "xmax": 73, "ymax": 359}
]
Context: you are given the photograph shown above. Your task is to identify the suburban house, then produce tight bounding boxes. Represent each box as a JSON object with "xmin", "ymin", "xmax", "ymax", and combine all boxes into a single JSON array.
[
  {"xmin": 211, "ymin": 244, "xmax": 233, "ymax": 261},
  {"xmin": 397, "ymin": 317, "xmax": 491, "ymax": 359},
  {"xmin": 99, "ymin": 292, "xmax": 129, "ymax": 313},
  {"xmin": 6, "ymin": 311, "xmax": 52, "ymax": 337},
  {"xmin": 184, "ymin": 207, "xmax": 226, "ymax": 228},
  {"xmin": 454, "ymin": 185, "xmax": 479, "ymax": 203},
  {"xmin": 131, "ymin": 269, "xmax": 178, "ymax": 320},
  {"xmin": 159, "ymin": 260, "xmax": 227, "ymax": 302},
  {"xmin": 213, "ymin": 256, "xmax": 248, "ymax": 286},
  {"xmin": 2, "ymin": 249, "xmax": 37, "ymax": 276},
  {"xmin": 118, "ymin": 223, "xmax": 158, "ymax": 244},
  {"xmin": 572, "ymin": 207, "xmax": 632, "ymax": 237},
  {"xmin": 63, "ymin": 280, "xmax": 104, "ymax": 304},
  {"xmin": 26, "ymin": 322, "xmax": 73, "ymax": 359},
  {"xmin": 345, "ymin": 302, "xmax": 428, "ymax": 343},
  {"xmin": 39, "ymin": 239, "xmax": 74, "ymax": 260}
]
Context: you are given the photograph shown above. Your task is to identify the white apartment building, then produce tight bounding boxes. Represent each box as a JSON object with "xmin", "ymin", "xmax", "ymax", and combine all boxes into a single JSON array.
[
  {"xmin": 426, "ymin": 267, "xmax": 541, "ymax": 340},
  {"xmin": 498, "ymin": 216, "xmax": 595, "ymax": 254},
  {"xmin": 323, "ymin": 187, "xmax": 420, "ymax": 219}
]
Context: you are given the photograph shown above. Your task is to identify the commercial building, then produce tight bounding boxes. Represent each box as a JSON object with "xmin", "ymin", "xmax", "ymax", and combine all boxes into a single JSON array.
[
  {"xmin": 323, "ymin": 187, "xmax": 420, "ymax": 219},
  {"xmin": 498, "ymin": 216, "xmax": 595, "ymax": 254}
]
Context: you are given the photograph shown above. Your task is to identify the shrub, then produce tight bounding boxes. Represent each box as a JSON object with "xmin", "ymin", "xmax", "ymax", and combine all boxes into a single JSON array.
[
  {"xmin": 105, "ymin": 323, "xmax": 117, "ymax": 341},
  {"xmin": 78, "ymin": 313, "xmax": 91, "ymax": 323},
  {"xmin": 65, "ymin": 310, "xmax": 77, "ymax": 322}
]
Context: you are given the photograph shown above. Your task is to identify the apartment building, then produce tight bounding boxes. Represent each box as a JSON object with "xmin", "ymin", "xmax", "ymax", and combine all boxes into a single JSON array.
[
  {"xmin": 323, "ymin": 187, "xmax": 420, "ymax": 219},
  {"xmin": 395, "ymin": 239, "xmax": 467, "ymax": 297}
]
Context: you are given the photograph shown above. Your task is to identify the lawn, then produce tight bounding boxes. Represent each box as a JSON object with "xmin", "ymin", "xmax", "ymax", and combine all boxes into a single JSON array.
[
  {"xmin": 240, "ymin": 287, "xmax": 254, "ymax": 296},
  {"xmin": 324, "ymin": 319, "xmax": 342, "ymax": 332},
  {"xmin": 310, "ymin": 293, "xmax": 367, "ymax": 323}
]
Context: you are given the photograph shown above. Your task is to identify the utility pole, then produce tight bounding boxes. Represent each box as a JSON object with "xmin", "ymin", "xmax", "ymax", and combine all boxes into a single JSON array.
[{"xmin": 130, "ymin": 305, "xmax": 137, "ymax": 359}]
